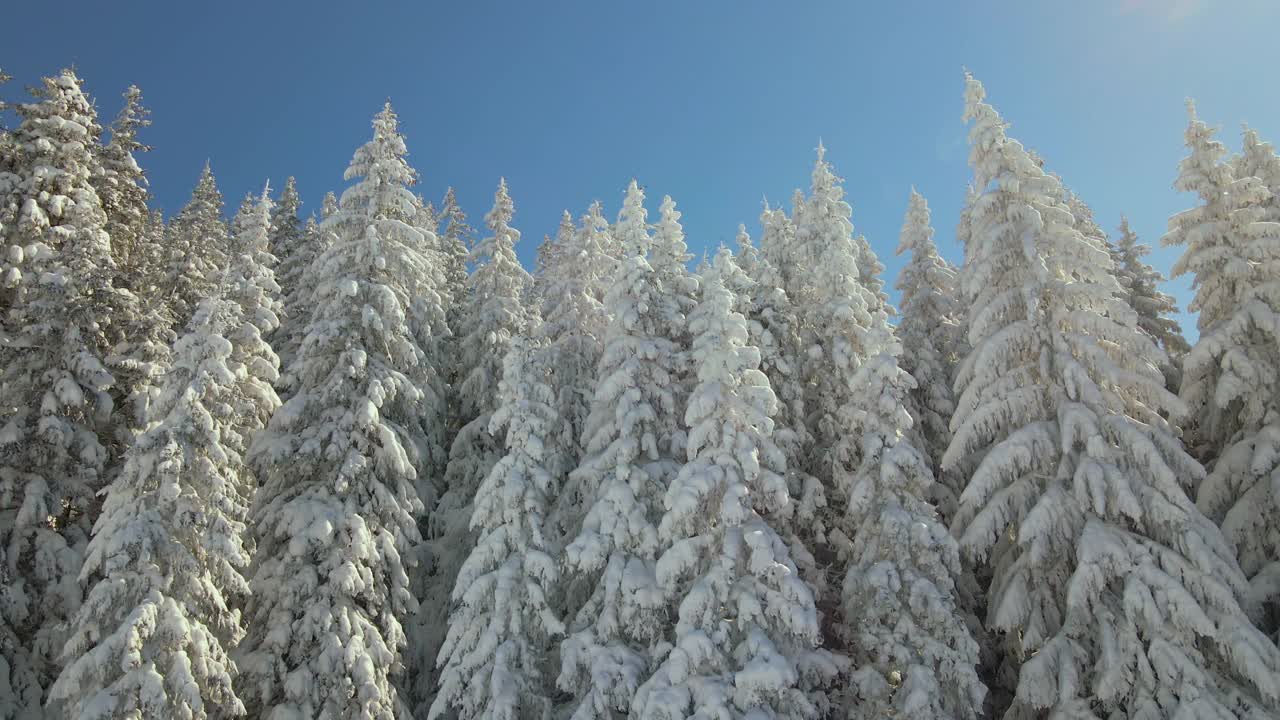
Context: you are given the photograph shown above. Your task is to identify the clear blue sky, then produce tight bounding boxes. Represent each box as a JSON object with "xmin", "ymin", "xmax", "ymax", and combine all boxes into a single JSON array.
[{"xmin": 6, "ymin": 0, "xmax": 1279, "ymax": 336}]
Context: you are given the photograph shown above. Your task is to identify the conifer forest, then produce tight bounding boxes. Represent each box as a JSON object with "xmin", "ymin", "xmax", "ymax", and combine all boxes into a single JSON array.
[{"xmin": 1, "ymin": 62, "xmax": 1280, "ymax": 720}]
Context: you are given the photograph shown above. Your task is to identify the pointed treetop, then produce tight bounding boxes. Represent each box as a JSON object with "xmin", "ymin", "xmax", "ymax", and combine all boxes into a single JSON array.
[
  {"xmin": 896, "ymin": 188, "xmax": 935, "ymax": 256},
  {"xmin": 485, "ymin": 177, "xmax": 514, "ymax": 229},
  {"xmin": 279, "ymin": 176, "xmax": 299, "ymax": 206},
  {"xmin": 617, "ymin": 178, "xmax": 650, "ymax": 257},
  {"xmin": 106, "ymin": 84, "xmax": 152, "ymax": 159}
]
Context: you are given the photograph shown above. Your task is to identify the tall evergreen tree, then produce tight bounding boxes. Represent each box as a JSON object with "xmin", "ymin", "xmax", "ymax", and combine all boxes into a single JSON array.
[
  {"xmin": 632, "ymin": 248, "xmax": 838, "ymax": 720},
  {"xmin": 831, "ymin": 276, "xmax": 984, "ymax": 718},
  {"xmin": 430, "ymin": 339, "xmax": 565, "ymax": 720},
  {"xmin": 727, "ymin": 223, "xmax": 823, "ymax": 592},
  {"xmin": 94, "ymin": 85, "xmax": 152, "ymax": 285},
  {"xmin": 266, "ymin": 177, "xmax": 302, "ymax": 279},
  {"xmin": 1109, "ymin": 217, "xmax": 1189, "ymax": 393},
  {"xmin": 419, "ymin": 178, "xmax": 534, "ymax": 715},
  {"xmin": 1165, "ymin": 110, "xmax": 1280, "ymax": 640},
  {"xmin": 224, "ymin": 186, "xmax": 283, "ymax": 503},
  {"xmin": 275, "ymin": 213, "xmax": 332, "ymax": 386},
  {"xmin": 894, "ymin": 189, "xmax": 965, "ymax": 511},
  {"xmin": 49, "ymin": 295, "xmax": 251, "ymax": 720},
  {"xmin": 163, "ymin": 163, "xmax": 229, "ymax": 330},
  {"xmin": 439, "ymin": 186, "xmax": 473, "ymax": 331},
  {"xmin": 0, "ymin": 68, "xmax": 17, "ymax": 312},
  {"xmin": 0, "ymin": 70, "xmax": 129, "ymax": 715},
  {"xmin": 1237, "ymin": 127, "xmax": 1280, "ymax": 221},
  {"xmin": 557, "ymin": 181, "xmax": 681, "ymax": 719},
  {"xmin": 237, "ymin": 104, "xmax": 430, "ymax": 719},
  {"xmin": 651, "ymin": 195, "xmax": 698, "ymax": 333},
  {"xmin": 578, "ymin": 200, "xmax": 616, "ymax": 306},
  {"xmin": 792, "ymin": 144, "xmax": 885, "ymax": 549},
  {"xmin": 950, "ymin": 74, "xmax": 1280, "ymax": 717},
  {"xmin": 538, "ymin": 206, "xmax": 611, "ymax": 484},
  {"xmin": 95, "ymin": 88, "xmax": 173, "ymax": 452}
]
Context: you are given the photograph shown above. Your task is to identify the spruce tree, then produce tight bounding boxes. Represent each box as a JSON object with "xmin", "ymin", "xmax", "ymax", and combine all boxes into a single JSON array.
[
  {"xmin": 430, "ymin": 339, "xmax": 565, "ymax": 720},
  {"xmin": 538, "ymin": 206, "xmax": 611, "ymax": 484},
  {"xmin": 727, "ymin": 223, "xmax": 823, "ymax": 591},
  {"xmin": 0, "ymin": 67, "xmax": 16, "ymax": 309},
  {"xmin": 224, "ymin": 186, "xmax": 282, "ymax": 503},
  {"xmin": 632, "ymin": 248, "xmax": 838, "ymax": 720},
  {"xmin": 95, "ymin": 88, "xmax": 173, "ymax": 450},
  {"xmin": 1237, "ymin": 127, "xmax": 1280, "ymax": 221},
  {"xmin": 792, "ymin": 144, "xmax": 884, "ymax": 546},
  {"xmin": 0, "ymin": 70, "xmax": 129, "ymax": 714},
  {"xmin": 557, "ymin": 181, "xmax": 681, "ymax": 719},
  {"xmin": 275, "ymin": 213, "xmax": 332, "ymax": 386},
  {"xmin": 894, "ymin": 189, "xmax": 965, "ymax": 511},
  {"xmin": 439, "ymin": 186, "xmax": 473, "ymax": 333},
  {"xmin": 950, "ymin": 75, "xmax": 1280, "ymax": 717},
  {"xmin": 419, "ymin": 178, "xmax": 534, "ymax": 715},
  {"xmin": 49, "ymin": 296, "xmax": 250, "ymax": 719},
  {"xmin": 578, "ymin": 200, "xmax": 617, "ymax": 307},
  {"xmin": 237, "ymin": 104, "xmax": 430, "ymax": 719},
  {"xmin": 831, "ymin": 283, "xmax": 984, "ymax": 718},
  {"xmin": 94, "ymin": 85, "xmax": 152, "ymax": 286},
  {"xmin": 1165, "ymin": 110, "xmax": 1280, "ymax": 641},
  {"xmin": 266, "ymin": 177, "xmax": 302, "ymax": 287},
  {"xmin": 163, "ymin": 163, "xmax": 229, "ymax": 330},
  {"xmin": 1110, "ymin": 217, "xmax": 1189, "ymax": 393}
]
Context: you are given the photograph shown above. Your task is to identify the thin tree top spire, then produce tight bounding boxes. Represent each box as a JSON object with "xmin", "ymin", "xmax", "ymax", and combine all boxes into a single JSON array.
[
  {"xmin": 896, "ymin": 187, "xmax": 936, "ymax": 255},
  {"xmin": 617, "ymin": 179, "xmax": 650, "ymax": 256}
]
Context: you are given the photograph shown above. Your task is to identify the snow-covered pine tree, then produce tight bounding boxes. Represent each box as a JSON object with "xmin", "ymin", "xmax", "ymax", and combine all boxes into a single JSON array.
[
  {"xmin": 557, "ymin": 180, "xmax": 681, "ymax": 719},
  {"xmin": 91, "ymin": 87, "xmax": 174, "ymax": 450},
  {"xmin": 266, "ymin": 176, "xmax": 301, "ymax": 283},
  {"xmin": 237, "ymin": 104, "xmax": 432, "ymax": 719},
  {"xmin": 430, "ymin": 339, "xmax": 565, "ymax": 720},
  {"xmin": 319, "ymin": 189, "xmax": 337, "ymax": 220},
  {"xmin": 950, "ymin": 75, "xmax": 1280, "ymax": 717},
  {"xmin": 632, "ymin": 247, "xmax": 838, "ymax": 720},
  {"xmin": 792, "ymin": 145, "xmax": 884, "ymax": 527},
  {"xmin": 894, "ymin": 188, "xmax": 965, "ymax": 513},
  {"xmin": 533, "ymin": 211, "xmax": 572, "ymax": 300},
  {"xmin": 652, "ymin": 195, "xmax": 698, "ymax": 332},
  {"xmin": 1237, "ymin": 127, "xmax": 1280, "ymax": 222},
  {"xmin": 224, "ymin": 186, "xmax": 282, "ymax": 501},
  {"xmin": 726, "ymin": 224, "xmax": 824, "ymax": 591},
  {"xmin": 415, "ymin": 194, "xmax": 440, "ymax": 240},
  {"xmin": 578, "ymin": 201, "xmax": 616, "ymax": 307},
  {"xmin": 439, "ymin": 185, "xmax": 473, "ymax": 336},
  {"xmin": 854, "ymin": 234, "xmax": 891, "ymax": 317},
  {"xmin": 163, "ymin": 162, "xmax": 229, "ymax": 330},
  {"xmin": 830, "ymin": 277, "xmax": 985, "ymax": 718},
  {"xmin": 136, "ymin": 208, "xmax": 169, "ymax": 294},
  {"xmin": 538, "ymin": 206, "xmax": 611, "ymax": 486},
  {"xmin": 1110, "ymin": 217, "xmax": 1189, "ymax": 393},
  {"xmin": 275, "ymin": 213, "xmax": 332, "ymax": 386},
  {"xmin": 438, "ymin": 178, "xmax": 534, "ymax": 515},
  {"xmin": 648, "ymin": 193, "xmax": 697, "ymax": 457},
  {"xmin": 0, "ymin": 67, "xmax": 15, "ymax": 301},
  {"xmin": 1165, "ymin": 109, "xmax": 1280, "ymax": 641},
  {"xmin": 0, "ymin": 70, "xmax": 130, "ymax": 715},
  {"xmin": 94, "ymin": 85, "xmax": 152, "ymax": 285},
  {"xmin": 419, "ymin": 178, "xmax": 534, "ymax": 715},
  {"xmin": 729, "ymin": 223, "xmax": 809, "ymax": 456},
  {"xmin": 49, "ymin": 295, "xmax": 251, "ymax": 719},
  {"xmin": 757, "ymin": 202, "xmax": 797, "ymax": 304}
]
